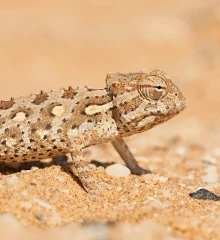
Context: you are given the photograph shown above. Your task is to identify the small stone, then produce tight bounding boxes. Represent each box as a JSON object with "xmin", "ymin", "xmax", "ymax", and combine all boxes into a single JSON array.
[
  {"xmin": 31, "ymin": 166, "xmax": 39, "ymax": 171},
  {"xmin": 56, "ymin": 175, "xmax": 65, "ymax": 182},
  {"xmin": 189, "ymin": 189, "xmax": 220, "ymax": 201},
  {"xmin": 5, "ymin": 175, "xmax": 18, "ymax": 186},
  {"xmin": 176, "ymin": 146, "xmax": 186, "ymax": 156},
  {"xmin": 105, "ymin": 164, "xmax": 131, "ymax": 177},
  {"xmin": 179, "ymin": 183, "xmax": 186, "ymax": 187},
  {"xmin": 34, "ymin": 199, "xmax": 52, "ymax": 209},
  {"xmin": 203, "ymin": 166, "xmax": 218, "ymax": 183},
  {"xmin": 116, "ymin": 186, "xmax": 122, "ymax": 191},
  {"xmin": 35, "ymin": 213, "xmax": 47, "ymax": 224},
  {"xmin": 159, "ymin": 176, "xmax": 168, "ymax": 183}
]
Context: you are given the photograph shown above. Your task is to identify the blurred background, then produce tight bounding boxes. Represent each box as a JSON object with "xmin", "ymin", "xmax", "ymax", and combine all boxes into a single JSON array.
[{"xmin": 0, "ymin": 0, "xmax": 220, "ymax": 123}]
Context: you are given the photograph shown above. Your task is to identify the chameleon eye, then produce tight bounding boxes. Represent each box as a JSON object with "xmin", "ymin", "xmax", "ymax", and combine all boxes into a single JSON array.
[{"xmin": 137, "ymin": 74, "xmax": 169, "ymax": 101}]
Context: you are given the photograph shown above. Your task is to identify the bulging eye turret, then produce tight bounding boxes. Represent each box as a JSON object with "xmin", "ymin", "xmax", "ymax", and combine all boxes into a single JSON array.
[{"xmin": 137, "ymin": 74, "xmax": 170, "ymax": 101}]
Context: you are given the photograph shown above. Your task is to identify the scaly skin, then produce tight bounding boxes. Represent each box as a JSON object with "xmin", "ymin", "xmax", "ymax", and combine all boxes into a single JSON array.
[{"xmin": 0, "ymin": 69, "xmax": 186, "ymax": 194}]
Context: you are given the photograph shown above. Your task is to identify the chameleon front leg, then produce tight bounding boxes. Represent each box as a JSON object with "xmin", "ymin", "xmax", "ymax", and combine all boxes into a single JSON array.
[
  {"xmin": 70, "ymin": 150, "xmax": 106, "ymax": 197},
  {"xmin": 111, "ymin": 137, "xmax": 151, "ymax": 174},
  {"xmin": 68, "ymin": 150, "xmax": 100, "ymax": 195}
]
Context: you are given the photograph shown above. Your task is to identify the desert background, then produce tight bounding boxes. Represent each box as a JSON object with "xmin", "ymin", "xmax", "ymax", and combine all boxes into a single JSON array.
[{"xmin": 0, "ymin": 0, "xmax": 220, "ymax": 239}]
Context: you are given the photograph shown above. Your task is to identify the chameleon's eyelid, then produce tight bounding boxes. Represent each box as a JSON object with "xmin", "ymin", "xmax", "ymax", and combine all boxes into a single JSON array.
[
  {"xmin": 137, "ymin": 72, "xmax": 171, "ymax": 101},
  {"xmin": 137, "ymin": 72, "xmax": 171, "ymax": 91}
]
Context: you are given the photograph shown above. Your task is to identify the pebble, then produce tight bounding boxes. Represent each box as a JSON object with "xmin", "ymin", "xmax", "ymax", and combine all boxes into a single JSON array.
[
  {"xmin": 5, "ymin": 175, "xmax": 19, "ymax": 186},
  {"xmin": 105, "ymin": 164, "xmax": 131, "ymax": 177},
  {"xmin": 116, "ymin": 186, "xmax": 122, "ymax": 191},
  {"xmin": 203, "ymin": 166, "xmax": 218, "ymax": 183},
  {"xmin": 176, "ymin": 146, "xmax": 186, "ymax": 156},
  {"xmin": 34, "ymin": 199, "xmax": 52, "ymax": 209},
  {"xmin": 35, "ymin": 213, "xmax": 47, "ymax": 224},
  {"xmin": 159, "ymin": 176, "xmax": 168, "ymax": 183},
  {"xmin": 56, "ymin": 175, "xmax": 65, "ymax": 182},
  {"xmin": 31, "ymin": 166, "xmax": 39, "ymax": 171},
  {"xmin": 189, "ymin": 188, "xmax": 220, "ymax": 201}
]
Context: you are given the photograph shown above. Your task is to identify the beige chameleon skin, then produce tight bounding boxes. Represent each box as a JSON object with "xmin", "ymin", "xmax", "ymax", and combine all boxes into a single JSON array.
[{"xmin": 0, "ymin": 69, "xmax": 186, "ymax": 194}]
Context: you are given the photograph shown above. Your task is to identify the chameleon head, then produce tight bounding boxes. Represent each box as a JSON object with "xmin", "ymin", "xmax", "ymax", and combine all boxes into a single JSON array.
[{"xmin": 106, "ymin": 69, "xmax": 186, "ymax": 135}]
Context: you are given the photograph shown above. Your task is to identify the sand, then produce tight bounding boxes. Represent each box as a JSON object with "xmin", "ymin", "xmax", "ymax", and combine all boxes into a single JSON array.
[{"xmin": 0, "ymin": 0, "xmax": 220, "ymax": 239}]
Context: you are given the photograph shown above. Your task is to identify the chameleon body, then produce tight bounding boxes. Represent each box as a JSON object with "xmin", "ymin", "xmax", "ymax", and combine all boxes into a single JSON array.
[{"xmin": 0, "ymin": 69, "xmax": 186, "ymax": 194}]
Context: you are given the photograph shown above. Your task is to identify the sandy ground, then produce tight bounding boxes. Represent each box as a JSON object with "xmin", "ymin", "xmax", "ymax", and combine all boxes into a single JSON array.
[{"xmin": 0, "ymin": 0, "xmax": 220, "ymax": 239}]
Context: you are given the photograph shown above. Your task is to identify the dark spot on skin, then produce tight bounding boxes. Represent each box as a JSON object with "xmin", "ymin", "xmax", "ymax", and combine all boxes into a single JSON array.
[
  {"xmin": 62, "ymin": 118, "xmax": 67, "ymax": 123},
  {"xmin": 40, "ymin": 145, "xmax": 44, "ymax": 148},
  {"xmin": 45, "ymin": 124, "xmax": 51, "ymax": 130},
  {"xmin": 61, "ymin": 139, "xmax": 65, "ymax": 142},
  {"xmin": 85, "ymin": 96, "xmax": 90, "ymax": 99},
  {"xmin": 5, "ymin": 128, "xmax": 9, "ymax": 133},
  {"xmin": 11, "ymin": 134, "xmax": 16, "ymax": 138},
  {"xmin": 31, "ymin": 156, "xmax": 36, "ymax": 159},
  {"xmin": 72, "ymin": 125, "xmax": 76, "ymax": 129},
  {"xmin": 52, "ymin": 139, "xmax": 56, "ymax": 142},
  {"xmin": 17, "ymin": 124, "xmax": 20, "ymax": 127},
  {"xmin": 27, "ymin": 146, "xmax": 31, "ymax": 150},
  {"xmin": 57, "ymin": 129, "xmax": 62, "ymax": 134},
  {"xmin": 53, "ymin": 146, "xmax": 57, "ymax": 149},
  {"xmin": 32, "ymin": 92, "xmax": 49, "ymax": 105},
  {"xmin": 37, "ymin": 118, "xmax": 41, "ymax": 121},
  {"xmin": 2, "ymin": 121, "xmax": 5, "ymax": 124},
  {"xmin": 81, "ymin": 111, "xmax": 86, "ymax": 115},
  {"xmin": 87, "ymin": 119, "xmax": 92, "ymax": 123},
  {"xmin": 43, "ymin": 135, "xmax": 47, "ymax": 140},
  {"xmin": 22, "ymin": 131, "xmax": 25, "ymax": 134},
  {"xmin": 71, "ymin": 109, "xmax": 74, "ymax": 113},
  {"xmin": 31, "ymin": 128, "xmax": 37, "ymax": 133},
  {"xmin": 76, "ymin": 101, "xmax": 80, "ymax": 105},
  {"xmin": 0, "ymin": 98, "xmax": 15, "ymax": 110},
  {"xmin": 19, "ymin": 139, "xmax": 24, "ymax": 143},
  {"xmin": 1, "ymin": 140, "xmax": 6, "ymax": 145}
]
